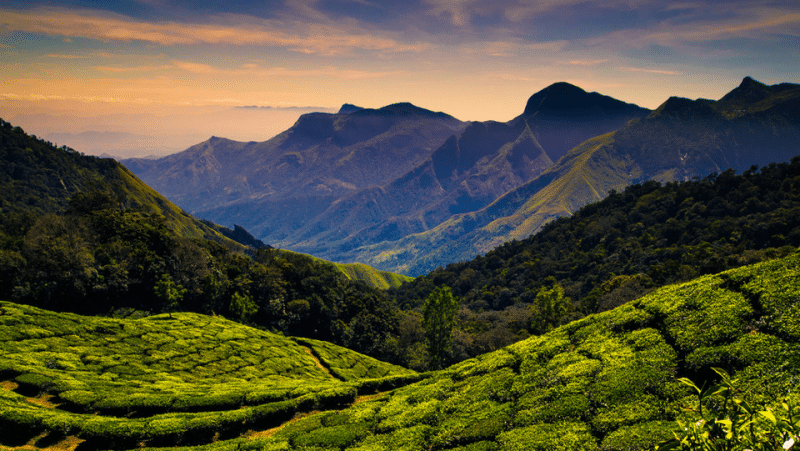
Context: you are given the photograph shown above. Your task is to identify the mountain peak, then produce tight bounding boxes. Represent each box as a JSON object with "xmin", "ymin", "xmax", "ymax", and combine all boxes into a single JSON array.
[
  {"xmin": 338, "ymin": 103, "xmax": 363, "ymax": 114},
  {"xmin": 523, "ymin": 82, "xmax": 588, "ymax": 116},
  {"xmin": 739, "ymin": 76, "xmax": 763, "ymax": 89},
  {"xmin": 651, "ymin": 96, "xmax": 720, "ymax": 120},
  {"xmin": 523, "ymin": 82, "xmax": 647, "ymax": 118},
  {"xmin": 719, "ymin": 76, "xmax": 770, "ymax": 105},
  {"xmin": 353, "ymin": 102, "xmax": 455, "ymax": 120}
]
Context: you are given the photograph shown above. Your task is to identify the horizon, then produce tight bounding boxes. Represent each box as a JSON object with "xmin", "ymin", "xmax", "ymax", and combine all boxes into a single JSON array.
[{"xmin": 2, "ymin": 0, "xmax": 799, "ymax": 157}]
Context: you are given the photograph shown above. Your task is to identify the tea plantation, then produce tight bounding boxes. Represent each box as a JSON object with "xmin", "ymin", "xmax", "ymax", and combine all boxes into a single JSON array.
[
  {"xmin": 0, "ymin": 308, "xmax": 417, "ymax": 449},
  {"xmin": 2, "ymin": 250, "xmax": 799, "ymax": 450}
]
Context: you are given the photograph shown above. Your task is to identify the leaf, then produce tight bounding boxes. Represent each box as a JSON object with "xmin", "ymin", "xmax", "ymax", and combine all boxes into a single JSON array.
[{"xmin": 760, "ymin": 410, "xmax": 777, "ymax": 425}]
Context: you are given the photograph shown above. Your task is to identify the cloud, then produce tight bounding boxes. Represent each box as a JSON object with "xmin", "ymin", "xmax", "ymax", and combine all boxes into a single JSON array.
[
  {"xmin": 0, "ymin": 7, "xmax": 429, "ymax": 55},
  {"xmin": 562, "ymin": 59, "xmax": 610, "ymax": 66},
  {"xmin": 46, "ymin": 53, "xmax": 90, "ymax": 59},
  {"xmin": 94, "ymin": 65, "xmax": 172, "ymax": 72},
  {"xmin": 619, "ymin": 66, "xmax": 683, "ymax": 75},
  {"xmin": 582, "ymin": 4, "xmax": 800, "ymax": 50},
  {"xmin": 461, "ymin": 40, "xmax": 568, "ymax": 57}
]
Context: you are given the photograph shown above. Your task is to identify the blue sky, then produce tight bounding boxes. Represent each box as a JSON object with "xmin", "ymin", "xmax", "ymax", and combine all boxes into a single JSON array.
[{"xmin": 1, "ymin": 0, "xmax": 799, "ymax": 155}]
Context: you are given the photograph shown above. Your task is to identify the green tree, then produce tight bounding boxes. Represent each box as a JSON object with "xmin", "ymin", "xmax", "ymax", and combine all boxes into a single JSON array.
[
  {"xmin": 229, "ymin": 291, "xmax": 258, "ymax": 322},
  {"xmin": 154, "ymin": 273, "xmax": 186, "ymax": 318},
  {"xmin": 422, "ymin": 285, "xmax": 458, "ymax": 370},
  {"xmin": 530, "ymin": 279, "xmax": 571, "ymax": 334}
]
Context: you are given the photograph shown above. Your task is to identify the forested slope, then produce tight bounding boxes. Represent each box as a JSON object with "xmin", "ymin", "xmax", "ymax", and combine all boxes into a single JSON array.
[{"xmin": 0, "ymin": 119, "xmax": 404, "ymax": 360}]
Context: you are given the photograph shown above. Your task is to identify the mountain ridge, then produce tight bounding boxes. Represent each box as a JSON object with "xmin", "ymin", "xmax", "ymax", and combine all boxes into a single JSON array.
[
  {"xmin": 353, "ymin": 77, "xmax": 800, "ymax": 275},
  {"xmin": 258, "ymin": 84, "xmax": 649, "ymax": 260}
]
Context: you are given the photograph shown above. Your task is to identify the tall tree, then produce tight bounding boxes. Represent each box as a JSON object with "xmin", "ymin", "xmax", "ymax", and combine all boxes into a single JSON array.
[
  {"xmin": 422, "ymin": 285, "xmax": 458, "ymax": 370},
  {"xmin": 530, "ymin": 278, "xmax": 571, "ymax": 334}
]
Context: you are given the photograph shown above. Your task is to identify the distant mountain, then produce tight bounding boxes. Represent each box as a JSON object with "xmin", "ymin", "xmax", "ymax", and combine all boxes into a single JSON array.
[
  {"xmin": 123, "ymin": 103, "xmax": 466, "ymax": 244},
  {"xmin": 124, "ymin": 84, "xmax": 647, "ymax": 269},
  {"xmin": 356, "ymin": 77, "xmax": 800, "ymax": 275},
  {"xmin": 286, "ymin": 83, "xmax": 648, "ymax": 260}
]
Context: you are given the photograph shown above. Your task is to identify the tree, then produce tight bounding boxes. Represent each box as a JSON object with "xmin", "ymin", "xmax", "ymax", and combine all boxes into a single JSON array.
[
  {"xmin": 229, "ymin": 291, "xmax": 258, "ymax": 322},
  {"xmin": 422, "ymin": 285, "xmax": 458, "ymax": 370},
  {"xmin": 530, "ymin": 279, "xmax": 571, "ymax": 334},
  {"xmin": 154, "ymin": 273, "xmax": 186, "ymax": 318}
]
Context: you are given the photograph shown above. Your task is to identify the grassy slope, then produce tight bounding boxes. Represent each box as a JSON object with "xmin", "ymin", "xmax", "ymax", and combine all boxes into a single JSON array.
[
  {"xmin": 251, "ymin": 250, "xmax": 799, "ymax": 450},
  {"xmin": 332, "ymin": 262, "xmax": 413, "ymax": 290},
  {"xmin": 0, "ymin": 307, "xmax": 417, "ymax": 449},
  {"xmin": 2, "ymin": 251, "xmax": 799, "ymax": 450},
  {"xmin": 280, "ymin": 250, "xmax": 413, "ymax": 290}
]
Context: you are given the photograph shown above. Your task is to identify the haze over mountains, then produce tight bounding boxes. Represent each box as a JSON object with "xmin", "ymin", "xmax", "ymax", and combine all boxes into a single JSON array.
[{"xmin": 124, "ymin": 77, "xmax": 800, "ymax": 275}]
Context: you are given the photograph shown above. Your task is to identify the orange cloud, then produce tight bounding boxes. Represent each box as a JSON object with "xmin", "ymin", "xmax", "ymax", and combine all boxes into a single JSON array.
[
  {"xmin": 0, "ymin": 7, "xmax": 429, "ymax": 55},
  {"xmin": 619, "ymin": 66, "xmax": 683, "ymax": 75}
]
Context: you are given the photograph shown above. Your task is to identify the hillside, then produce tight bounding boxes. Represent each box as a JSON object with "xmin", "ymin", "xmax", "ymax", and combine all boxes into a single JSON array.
[
  {"xmin": 0, "ymin": 119, "xmax": 408, "ymax": 361},
  {"xmin": 2, "ymin": 250, "xmax": 798, "ymax": 450},
  {"xmin": 386, "ymin": 157, "xmax": 800, "ymax": 364},
  {"xmin": 0, "ymin": 119, "xmax": 237, "ymax": 246},
  {"xmin": 353, "ymin": 77, "xmax": 800, "ymax": 275},
  {"xmin": 0, "ymin": 304, "xmax": 417, "ymax": 449}
]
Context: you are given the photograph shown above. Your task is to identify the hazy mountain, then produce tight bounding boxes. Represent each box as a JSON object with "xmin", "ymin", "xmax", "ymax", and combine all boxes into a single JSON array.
[
  {"xmin": 359, "ymin": 77, "xmax": 800, "ymax": 275},
  {"xmin": 123, "ymin": 103, "xmax": 466, "ymax": 242},
  {"xmin": 124, "ymin": 83, "xmax": 647, "ymax": 268},
  {"xmin": 282, "ymin": 83, "xmax": 648, "ymax": 267}
]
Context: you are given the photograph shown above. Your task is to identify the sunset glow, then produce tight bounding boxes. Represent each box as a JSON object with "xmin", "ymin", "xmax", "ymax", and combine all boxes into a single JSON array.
[{"xmin": 2, "ymin": 0, "xmax": 799, "ymax": 156}]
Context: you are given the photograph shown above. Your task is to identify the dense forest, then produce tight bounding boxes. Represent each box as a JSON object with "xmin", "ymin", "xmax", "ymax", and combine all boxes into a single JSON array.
[{"xmin": 3, "ymin": 117, "xmax": 800, "ymax": 372}]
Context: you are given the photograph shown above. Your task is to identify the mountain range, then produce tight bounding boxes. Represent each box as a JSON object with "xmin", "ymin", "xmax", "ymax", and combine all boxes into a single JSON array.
[
  {"xmin": 339, "ymin": 77, "xmax": 800, "ymax": 274},
  {"xmin": 122, "ymin": 83, "xmax": 650, "ymax": 274}
]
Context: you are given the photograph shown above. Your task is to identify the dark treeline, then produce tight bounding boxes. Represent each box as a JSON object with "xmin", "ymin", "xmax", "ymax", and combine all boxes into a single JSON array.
[{"xmin": 3, "ymin": 117, "xmax": 800, "ymax": 371}]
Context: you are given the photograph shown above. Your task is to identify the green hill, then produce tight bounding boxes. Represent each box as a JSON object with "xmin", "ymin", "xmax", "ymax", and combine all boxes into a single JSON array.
[
  {"xmin": 0, "ymin": 119, "xmax": 236, "ymax": 246},
  {"xmin": 0, "ymin": 304, "xmax": 417, "ymax": 449},
  {"xmin": 2, "ymin": 250, "xmax": 798, "ymax": 450}
]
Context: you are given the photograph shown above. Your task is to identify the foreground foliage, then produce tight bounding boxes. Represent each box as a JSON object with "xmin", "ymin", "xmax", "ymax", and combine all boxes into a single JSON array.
[
  {"xmin": 2, "ymin": 250, "xmax": 798, "ymax": 450},
  {"xmin": 658, "ymin": 368, "xmax": 800, "ymax": 451}
]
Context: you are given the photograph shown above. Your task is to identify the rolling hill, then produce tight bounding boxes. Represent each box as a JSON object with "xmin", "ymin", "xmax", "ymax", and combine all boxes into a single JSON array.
[
  {"xmin": 0, "ymin": 303, "xmax": 417, "ymax": 449},
  {"xmin": 355, "ymin": 77, "xmax": 800, "ymax": 275},
  {"xmin": 2, "ymin": 249, "xmax": 798, "ymax": 450}
]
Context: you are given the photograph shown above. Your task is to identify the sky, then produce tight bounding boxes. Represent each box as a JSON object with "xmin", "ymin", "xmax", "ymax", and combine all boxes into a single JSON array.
[{"xmin": 1, "ymin": 0, "xmax": 799, "ymax": 157}]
